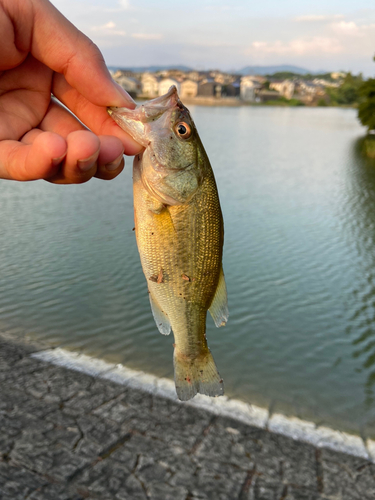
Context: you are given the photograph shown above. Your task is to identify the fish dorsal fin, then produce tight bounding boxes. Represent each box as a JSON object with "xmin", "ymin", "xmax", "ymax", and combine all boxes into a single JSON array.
[
  {"xmin": 149, "ymin": 292, "xmax": 171, "ymax": 335},
  {"xmin": 209, "ymin": 267, "xmax": 229, "ymax": 327}
]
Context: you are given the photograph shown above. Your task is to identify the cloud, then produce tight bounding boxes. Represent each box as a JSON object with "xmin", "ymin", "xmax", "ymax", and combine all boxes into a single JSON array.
[
  {"xmin": 131, "ymin": 33, "xmax": 163, "ymax": 40},
  {"xmin": 118, "ymin": 0, "xmax": 130, "ymax": 10},
  {"xmin": 330, "ymin": 21, "xmax": 360, "ymax": 35},
  {"xmin": 249, "ymin": 37, "xmax": 343, "ymax": 56},
  {"xmin": 90, "ymin": 22, "xmax": 126, "ymax": 36},
  {"xmin": 99, "ymin": 0, "xmax": 136, "ymax": 13},
  {"xmin": 329, "ymin": 20, "xmax": 375, "ymax": 36},
  {"xmin": 246, "ymin": 17, "xmax": 375, "ymax": 62},
  {"xmin": 293, "ymin": 14, "xmax": 344, "ymax": 22},
  {"xmin": 294, "ymin": 15, "xmax": 329, "ymax": 22}
]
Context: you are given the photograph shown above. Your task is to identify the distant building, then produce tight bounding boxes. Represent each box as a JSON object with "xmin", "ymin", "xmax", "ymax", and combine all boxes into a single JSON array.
[
  {"xmin": 187, "ymin": 70, "xmax": 200, "ymax": 82},
  {"xmin": 221, "ymin": 82, "xmax": 240, "ymax": 97},
  {"xmin": 331, "ymin": 72, "xmax": 346, "ymax": 80},
  {"xmin": 214, "ymin": 73, "xmax": 236, "ymax": 85},
  {"xmin": 313, "ymin": 78, "xmax": 340, "ymax": 88},
  {"xmin": 296, "ymin": 80, "xmax": 325, "ymax": 102},
  {"xmin": 158, "ymin": 78, "xmax": 180, "ymax": 96},
  {"xmin": 157, "ymin": 69, "xmax": 186, "ymax": 81},
  {"xmin": 141, "ymin": 73, "xmax": 159, "ymax": 97},
  {"xmin": 249, "ymin": 75, "xmax": 267, "ymax": 84},
  {"xmin": 283, "ymin": 81, "xmax": 295, "ymax": 100},
  {"xmin": 269, "ymin": 79, "xmax": 295, "ymax": 100},
  {"xmin": 268, "ymin": 80, "xmax": 283, "ymax": 93},
  {"xmin": 180, "ymin": 79, "xmax": 198, "ymax": 98},
  {"xmin": 113, "ymin": 73, "xmax": 141, "ymax": 97},
  {"xmin": 240, "ymin": 76, "xmax": 262, "ymax": 102},
  {"xmin": 208, "ymin": 70, "xmax": 222, "ymax": 80},
  {"xmin": 112, "ymin": 70, "xmax": 136, "ymax": 78},
  {"xmin": 257, "ymin": 90, "xmax": 282, "ymax": 102},
  {"xmin": 197, "ymin": 79, "xmax": 222, "ymax": 98}
]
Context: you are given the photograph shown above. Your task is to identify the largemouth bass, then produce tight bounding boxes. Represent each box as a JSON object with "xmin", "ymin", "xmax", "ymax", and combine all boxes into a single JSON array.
[{"xmin": 108, "ymin": 86, "xmax": 228, "ymax": 401}]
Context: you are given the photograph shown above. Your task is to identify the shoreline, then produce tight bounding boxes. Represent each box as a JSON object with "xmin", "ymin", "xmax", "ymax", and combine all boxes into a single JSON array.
[
  {"xmin": 136, "ymin": 95, "xmax": 358, "ymax": 108},
  {"xmin": 32, "ymin": 345, "xmax": 375, "ymax": 462}
]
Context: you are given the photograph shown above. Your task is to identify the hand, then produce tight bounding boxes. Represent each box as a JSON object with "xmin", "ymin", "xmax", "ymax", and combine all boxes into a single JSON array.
[{"xmin": 0, "ymin": 0, "xmax": 142, "ymax": 184}]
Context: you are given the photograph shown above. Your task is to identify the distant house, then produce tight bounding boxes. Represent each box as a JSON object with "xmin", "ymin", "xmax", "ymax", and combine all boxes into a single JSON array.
[
  {"xmin": 240, "ymin": 76, "xmax": 262, "ymax": 102},
  {"xmin": 296, "ymin": 80, "xmax": 325, "ymax": 102},
  {"xmin": 221, "ymin": 82, "xmax": 240, "ymax": 97},
  {"xmin": 268, "ymin": 80, "xmax": 283, "ymax": 93},
  {"xmin": 257, "ymin": 90, "xmax": 282, "ymax": 102},
  {"xmin": 197, "ymin": 79, "xmax": 222, "ymax": 98},
  {"xmin": 141, "ymin": 73, "xmax": 159, "ymax": 97},
  {"xmin": 282, "ymin": 80, "xmax": 295, "ymax": 100},
  {"xmin": 158, "ymin": 78, "xmax": 180, "ymax": 96},
  {"xmin": 331, "ymin": 72, "xmax": 346, "ymax": 80},
  {"xmin": 249, "ymin": 75, "xmax": 267, "ymax": 84},
  {"xmin": 187, "ymin": 70, "xmax": 200, "ymax": 82},
  {"xmin": 158, "ymin": 69, "xmax": 186, "ymax": 81},
  {"xmin": 214, "ymin": 73, "xmax": 236, "ymax": 85},
  {"xmin": 113, "ymin": 74, "xmax": 141, "ymax": 97},
  {"xmin": 269, "ymin": 79, "xmax": 295, "ymax": 100},
  {"xmin": 180, "ymin": 79, "xmax": 198, "ymax": 98},
  {"xmin": 313, "ymin": 78, "xmax": 339, "ymax": 89}
]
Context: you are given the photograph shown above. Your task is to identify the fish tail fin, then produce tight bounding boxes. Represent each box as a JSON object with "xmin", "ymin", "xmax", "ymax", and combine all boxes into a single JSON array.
[{"xmin": 173, "ymin": 348, "xmax": 224, "ymax": 401}]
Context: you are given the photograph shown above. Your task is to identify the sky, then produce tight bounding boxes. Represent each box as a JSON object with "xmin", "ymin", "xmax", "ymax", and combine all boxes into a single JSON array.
[{"xmin": 51, "ymin": 0, "xmax": 375, "ymax": 75}]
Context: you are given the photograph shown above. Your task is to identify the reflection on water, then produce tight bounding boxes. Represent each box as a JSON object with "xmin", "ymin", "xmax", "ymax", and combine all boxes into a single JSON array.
[
  {"xmin": 344, "ymin": 138, "xmax": 375, "ymax": 409},
  {"xmin": 2, "ymin": 106, "xmax": 375, "ymax": 436}
]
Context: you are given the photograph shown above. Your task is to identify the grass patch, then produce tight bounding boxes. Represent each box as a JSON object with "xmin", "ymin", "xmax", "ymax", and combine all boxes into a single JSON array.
[
  {"xmin": 264, "ymin": 97, "xmax": 304, "ymax": 107},
  {"xmin": 364, "ymin": 136, "xmax": 375, "ymax": 158}
]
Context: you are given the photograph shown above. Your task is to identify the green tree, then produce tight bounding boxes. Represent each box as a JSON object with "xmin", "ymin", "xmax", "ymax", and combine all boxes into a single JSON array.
[
  {"xmin": 326, "ymin": 72, "xmax": 363, "ymax": 105},
  {"xmin": 358, "ymin": 65, "xmax": 375, "ymax": 131},
  {"xmin": 358, "ymin": 79, "xmax": 375, "ymax": 131},
  {"xmin": 357, "ymin": 56, "xmax": 375, "ymax": 157}
]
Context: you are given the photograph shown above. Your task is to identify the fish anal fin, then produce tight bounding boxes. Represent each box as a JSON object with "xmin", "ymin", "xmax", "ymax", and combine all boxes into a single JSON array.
[
  {"xmin": 173, "ymin": 348, "xmax": 224, "ymax": 401},
  {"xmin": 209, "ymin": 267, "xmax": 229, "ymax": 327},
  {"xmin": 149, "ymin": 292, "xmax": 171, "ymax": 335}
]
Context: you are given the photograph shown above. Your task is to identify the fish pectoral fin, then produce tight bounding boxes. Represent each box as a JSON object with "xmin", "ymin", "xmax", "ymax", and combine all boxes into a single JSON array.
[
  {"xmin": 147, "ymin": 197, "xmax": 165, "ymax": 214},
  {"xmin": 209, "ymin": 267, "xmax": 229, "ymax": 327},
  {"xmin": 149, "ymin": 292, "xmax": 171, "ymax": 335}
]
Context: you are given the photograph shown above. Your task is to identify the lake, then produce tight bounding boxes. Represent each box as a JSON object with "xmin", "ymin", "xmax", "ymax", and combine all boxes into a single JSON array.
[{"xmin": 1, "ymin": 105, "xmax": 374, "ymax": 437}]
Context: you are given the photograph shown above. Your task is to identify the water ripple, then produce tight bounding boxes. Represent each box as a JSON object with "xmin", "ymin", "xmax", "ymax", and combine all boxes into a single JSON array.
[{"xmin": 1, "ymin": 108, "xmax": 375, "ymax": 435}]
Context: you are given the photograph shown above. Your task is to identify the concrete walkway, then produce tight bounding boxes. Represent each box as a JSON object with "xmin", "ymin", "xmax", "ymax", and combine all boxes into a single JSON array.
[{"xmin": 0, "ymin": 332, "xmax": 374, "ymax": 500}]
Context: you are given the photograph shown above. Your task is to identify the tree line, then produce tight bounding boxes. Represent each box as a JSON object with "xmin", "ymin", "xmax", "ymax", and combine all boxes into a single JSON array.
[{"xmin": 357, "ymin": 57, "xmax": 375, "ymax": 133}]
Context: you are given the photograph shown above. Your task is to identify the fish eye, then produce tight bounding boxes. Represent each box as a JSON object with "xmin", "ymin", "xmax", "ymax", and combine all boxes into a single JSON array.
[{"xmin": 175, "ymin": 122, "xmax": 191, "ymax": 139}]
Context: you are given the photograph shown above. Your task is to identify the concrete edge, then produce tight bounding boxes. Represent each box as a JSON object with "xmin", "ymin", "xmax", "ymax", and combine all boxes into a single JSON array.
[{"xmin": 31, "ymin": 347, "xmax": 374, "ymax": 462}]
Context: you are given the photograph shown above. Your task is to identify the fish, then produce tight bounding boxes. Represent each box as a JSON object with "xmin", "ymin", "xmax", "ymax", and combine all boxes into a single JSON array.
[{"xmin": 108, "ymin": 86, "xmax": 228, "ymax": 401}]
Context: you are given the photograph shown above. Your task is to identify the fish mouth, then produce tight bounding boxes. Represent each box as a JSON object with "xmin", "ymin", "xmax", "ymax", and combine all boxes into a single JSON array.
[
  {"xmin": 140, "ymin": 85, "xmax": 182, "ymax": 110},
  {"xmin": 108, "ymin": 86, "xmax": 181, "ymax": 120},
  {"xmin": 107, "ymin": 86, "xmax": 185, "ymax": 146},
  {"xmin": 108, "ymin": 106, "xmax": 148, "ymax": 146}
]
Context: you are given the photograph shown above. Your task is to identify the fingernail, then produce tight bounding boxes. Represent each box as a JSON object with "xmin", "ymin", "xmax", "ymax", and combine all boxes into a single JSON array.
[
  {"xmin": 52, "ymin": 153, "xmax": 66, "ymax": 167},
  {"xmin": 78, "ymin": 150, "xmax": 99, "ymax": 171},
  {"xmin": 113, "ymin": 82, "xmax": 137, "ymax": 109},
  {"xmin": 105, "ymin": 153, "xmax": 124, "ymax": 171}
]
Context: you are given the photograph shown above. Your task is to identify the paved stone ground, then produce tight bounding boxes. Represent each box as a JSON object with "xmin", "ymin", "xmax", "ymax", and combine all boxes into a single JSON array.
[{"xmin": 0, "ymin": 333, "xmax": 374, "ymax": 500}]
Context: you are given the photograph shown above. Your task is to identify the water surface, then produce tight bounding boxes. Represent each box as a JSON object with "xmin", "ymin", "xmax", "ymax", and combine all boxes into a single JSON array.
[{"xmin": 1, "ymin": 106, "xmax": 375, "ymax": 436}]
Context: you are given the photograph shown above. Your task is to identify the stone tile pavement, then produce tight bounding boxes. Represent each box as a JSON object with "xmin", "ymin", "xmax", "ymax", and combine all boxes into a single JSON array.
[{"xmin": 0, "ymin": 332, "xmax": 374, "ymax": 500}]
